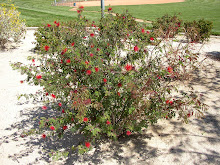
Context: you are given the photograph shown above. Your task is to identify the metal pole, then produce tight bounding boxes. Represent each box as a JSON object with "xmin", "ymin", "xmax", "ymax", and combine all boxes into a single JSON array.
[
  {"xmin": 101, "ymin": 0, "xmax": 105, "ymax": 18},
  {"xmin": 54, "ymin": 0, "xmax": 56, "ymax": 6}
]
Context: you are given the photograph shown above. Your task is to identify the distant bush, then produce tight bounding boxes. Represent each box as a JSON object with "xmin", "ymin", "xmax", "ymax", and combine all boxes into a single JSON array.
[
  {"xmin": 152, "ymin": 14, "xmax": 182, "ymax": 38},
  {"xmin": 184, "ymin": 19, "xmax": 213, "ymax": 43},
  {"xmin": 0, "ymin": 3, "xmax": 26, "ymax": 48}
]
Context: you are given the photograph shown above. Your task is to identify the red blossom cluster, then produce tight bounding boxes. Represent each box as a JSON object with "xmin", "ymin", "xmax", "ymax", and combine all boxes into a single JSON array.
[
  {"xmin": 125, "ymin": 64, "xmax": 132, "ymax": 71},
  {"xmin": 77, "ymin": 6, "xmax": 84, "ymax": 14},
  {"xmin": 167, "ymin": 66, "xmax": 173, "ymax": 73},
  {"xmin": 108, "ymin": 7, "xmax": 112, "ymax": 11},
  {"xmin": 134, "ymin": 45, "xmax": 139, "ymax": 52},
  {"xmin": 166, "ymin": 100, "xmax": 173, "ymax": 105},
  {"xmin": 54, "ymin": 21, "xmax": 60, "ymax": 27},
  {"xmin": 44, "ymin": 45, "xmax": 49, "ymax": 51}
]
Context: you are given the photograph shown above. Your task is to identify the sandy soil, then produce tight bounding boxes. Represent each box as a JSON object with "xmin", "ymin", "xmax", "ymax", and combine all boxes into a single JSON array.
[
  {"xmin": 57, "ymin": 0, "xmax": 184, "ymax": 7},
  {"xmin": 0, "ymin": 30, "xmax": 220, "ymax": 165}
]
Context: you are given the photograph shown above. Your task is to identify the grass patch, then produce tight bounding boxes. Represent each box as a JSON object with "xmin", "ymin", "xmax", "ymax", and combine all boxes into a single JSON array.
[
  {"xmin": 1, "ymin": 0, "xmax": 101, "ymax": 26},
  {"xmin": 85, "ymin": 0, "xmax": 220, "ymax": 35},
  {"xmin": 1, "ymin": 0, "xmax": 220, "ymax": 34}
]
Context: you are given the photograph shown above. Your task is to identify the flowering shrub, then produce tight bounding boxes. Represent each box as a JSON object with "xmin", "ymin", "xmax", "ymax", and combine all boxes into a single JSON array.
[
  {"xmin": 152, "ymin": 14, "xmax": 182, "ymax": 38},
  {"xmin": 184, "ymin": 19, "xmax": 213, "ymax": 43},
  {"xmin": 12, "ymin": 9, "xmax": 207, "ymax": 154},
  {"xmin": 0, "ymin": 3, "xmax": 26, "ymax": 48}
]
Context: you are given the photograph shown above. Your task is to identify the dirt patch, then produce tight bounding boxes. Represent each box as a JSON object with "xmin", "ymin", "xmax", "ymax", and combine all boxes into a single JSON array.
[{"xmin": 59, "ymin": 0, "xmax": 185, "ymax": 7}]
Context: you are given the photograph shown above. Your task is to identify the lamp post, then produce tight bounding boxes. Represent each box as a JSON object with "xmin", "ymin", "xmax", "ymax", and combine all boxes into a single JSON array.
[{"xmin": 101, "ymin": 0, "xmax": 105, "ymax": 18}]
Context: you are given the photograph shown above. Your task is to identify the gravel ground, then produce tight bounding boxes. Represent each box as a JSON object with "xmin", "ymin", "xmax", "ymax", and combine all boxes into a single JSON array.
[{"xmin": 0, "ymin": 30, "xmax": 219, "ymax": 165}]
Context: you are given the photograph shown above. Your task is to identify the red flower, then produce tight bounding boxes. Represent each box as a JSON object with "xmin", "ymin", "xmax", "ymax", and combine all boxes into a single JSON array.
[
  {"xmin": 61, "ymin": 48, "xmax": 67, "ymax": 55},
  {"xmin": 71, "ymin": 42, "xmax": 75, "ymax": 46},
  {"xmin": 90, "ymin": 33, "xmax": 95, "ymax": 37},
  {"xmin": 54, "ymin": 21, "xmax": 57, "ymax": 24},
  {"xmin": 108, "ymin": 7, "xmax": 112, "ymax": 11},
  {"xmin": 62, "ymin": 109, "xmax": 65, "ymax": 113},
  {"xmin": 157, "ymin": 75, "xmax": 161, "ymax": 79},
  {"xmin": 83, "ymin": 117, "xmax": 88, "ymax": 122},
  {"xmin": 125, "ymin": 64, "xmax": 132, "ymax": 71},
  {"xmin": 166, "ymin": 100, "xmax": 173, "ymax": 105},
  {"xmin": 150, "ymin": 37, "xmax": 154, "ymax": 41},
  {"xmin": 141, "ymin": 29, "xmax": 145, "ymax": 33},
  {"xmin": 42, "ymin": 134, "xmax": 46, "ymax": 139},
  {"xmin": 58, "ymin": 103, "xmax": 62, "ymax": 107},
  {"xmin": 47, "ymin": 24, "xmax": 51, "ymax": 27},
  {"xmin": 66, "ymin": 59, "xmax": 71, "ymax": 63},
  {"xmin": 45, "ymin": 92, "xmax": 49, "ymax": 96},
  {"xmin": 74, "ymin": 90, "xmax": 78, "ymax": 93},
  {"xmin": 61, "ymin": 60, "xmax": 63, "ymax": 64},
  {"xmin": 106, "ymin": 120, "xmax": 111, "ymax": 125},
  {"xmin": 36, "ymin": 75, "xmax": 42, "ymax": 79},
  {"xmin": 71, "ymin": 118, "xmax": 74, "ymax": 122},
  {"xmin": 44, "ymin": 45, "xmax": 50, "ymax": 51},
  {"xmin": 117, "ymin": 92, "xmax": 120, "ymax": 96},
  {"xmin": 32, "ymin": 59, "xmax": 35, "ymax": 63},
  {"xmin": 103, "ymin": 78, "xmax": 107, "ymax": 83},
  {"xmin": 42, "ymin": 106, "xmax": 47, "ymax": 110},
  {"xmin": 20, "ymin": 80, "xmax": 24, "ymax": 84},
  {"xmin": 85, "ymin": 142, "xmax": 90, "ymax": 148},
  {"xmin": 85, "ymin": 61, "xmax": 89, "ymax": 65},
  {"xmin": 95, "ymin": 67, "xmax": 99, "ymax": 72},
  {"xmin": 90, "ymin": 44, "xmax": 94, "ymax": 48},
  {"xmin": 134, "ymin": 45, "xmax": 139, "ymax": 52},
  {"xmin": 178, "ymin": 22, "xmax": 181, "ymax": 27},
  {"xmin": 79, "ymin": 6, "xmax": 84, "ymax": 9},
  {"xmin": 167, "ymin": 66, "xmax": 173, "ymax": 73},
  {"xmin": 56, "ymin": 22, "xmax": 60, "ymax": 27},
  {"xmin": 90, "ymin": 53, "xmax": 93, "ymax": 57},
  {"xmin": 126, "ymin": 131, "xmax": 131, "ymax": 136},
  {"xmin": 50, "ymin": 126, "xmax": 55, "ymax": 130},
  {"xmin": 86, "ymin": 70, "xmax": 92, "ymax": 75},
  {"xmin": 77, "ymin": 10, "xmax": 81, "ymax": 13},
  {"xmin": 63, "ymin": 125, "xmax": 67, "ymax": 130},
  {"xmin": 118, "ymin": 83, "xmax": 122, "ymax": 87},
  {"xmin": 51, "ymin": 94, "xmax": 56, "ymax": 98},
  {"xmin": 187, "ymin": 113, "xmax": 191, "ymax": 117},
  {"xmin": 147, "ymin": 31, "xmax": 150, "ymax": 34},
  {"xmin": 97, "ymin": 48, "xmax": 100, "ymax": 51}
]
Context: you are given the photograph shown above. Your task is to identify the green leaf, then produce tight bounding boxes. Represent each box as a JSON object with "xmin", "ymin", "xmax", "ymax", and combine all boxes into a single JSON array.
[{"xmin": 128, "ymin": 107, "xmax": 135, "ymax": 114}]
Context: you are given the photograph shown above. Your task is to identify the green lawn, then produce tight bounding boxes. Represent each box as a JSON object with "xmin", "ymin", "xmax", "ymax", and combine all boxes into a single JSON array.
[
  {"xmin": 1, "ymin": 0, "xmax": 220, "ymax": 35},
  {"xmin": 1, "ymin": 0, "xmax": 101, "ymax": 26},
  {"xmin": 85, "ymin": 0, "xmax": 220, "ymax": 35}
]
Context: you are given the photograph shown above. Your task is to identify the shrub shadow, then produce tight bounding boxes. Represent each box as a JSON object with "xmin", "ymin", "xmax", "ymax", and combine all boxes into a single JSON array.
[{"xmin": 206, "ymin": 51, "xmax": 220, "ymax": 61}]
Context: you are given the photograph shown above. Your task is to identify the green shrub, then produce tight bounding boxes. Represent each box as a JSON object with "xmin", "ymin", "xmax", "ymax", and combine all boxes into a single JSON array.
[
  {"xmin": 184, "ymin": 19, "xmax": 213, "ymax": 43},
  {"xmin": 12, "ymin": 9, "xmax": 207, "ymax": 155},
  {"xmin": 0, "ymin": 3, "xmax": 26, "ymax": 48},
  {"xmin": 152, "ymin": 14, "xmax": 182, "ymax": 38}
]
